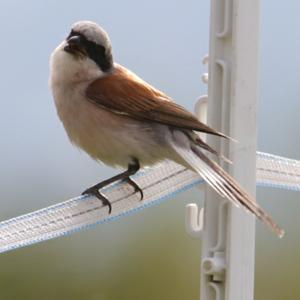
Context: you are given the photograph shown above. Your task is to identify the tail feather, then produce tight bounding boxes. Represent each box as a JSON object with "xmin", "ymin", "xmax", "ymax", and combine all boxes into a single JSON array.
[
  {"xmin": 184, "ymin": 131, "xmax": 233, "ymax": 164},
  {"xmin": 168, "ymin": 133, "xmax": 284, "ymax": 238}
]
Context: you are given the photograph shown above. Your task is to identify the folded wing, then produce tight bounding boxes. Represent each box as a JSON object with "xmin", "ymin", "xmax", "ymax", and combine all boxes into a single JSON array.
[{"xmin": 86, "ymin": 64, "xmax": 229, "ymax": 138}]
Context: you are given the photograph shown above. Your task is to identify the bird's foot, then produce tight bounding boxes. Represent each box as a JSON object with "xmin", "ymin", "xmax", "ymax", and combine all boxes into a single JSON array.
[
  {"xmin": 125, "ymin": 177, "xmax": 144, "ymax": 200},
  {"xmin": 82, "ymin": 188, "xmax": 112, "ymax": 214},
  {"xmin": 81, "ymin": 158, "xmax": 142, "ymax": 213}
]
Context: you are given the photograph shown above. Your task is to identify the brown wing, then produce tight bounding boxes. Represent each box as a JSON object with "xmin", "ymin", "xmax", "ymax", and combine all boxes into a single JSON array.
[{"xmin": 86, "ymin": 64, "xmax": 228, "ymax": 138}]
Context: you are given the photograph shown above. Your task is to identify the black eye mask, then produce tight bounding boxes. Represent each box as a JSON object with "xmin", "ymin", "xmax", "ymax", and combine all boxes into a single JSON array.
[{"xmin": 66, "ymin": 30, "xmax": 113, "ymax": 72}]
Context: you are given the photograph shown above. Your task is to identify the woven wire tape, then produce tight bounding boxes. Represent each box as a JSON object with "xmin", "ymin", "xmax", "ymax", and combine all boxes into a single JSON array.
[
  {"xmin": 257, "ymin": 152, "xmax": 300, "ymax": 191},
  {"xmin": 0, "ymin": 152, "xmax": 299, "ymax": 253}
]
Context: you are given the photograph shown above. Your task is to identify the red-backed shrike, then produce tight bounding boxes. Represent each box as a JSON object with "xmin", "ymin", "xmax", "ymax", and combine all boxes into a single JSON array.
[{"xmin": 50, "ymin": 21, "xmax": 283, "ymax": 237}]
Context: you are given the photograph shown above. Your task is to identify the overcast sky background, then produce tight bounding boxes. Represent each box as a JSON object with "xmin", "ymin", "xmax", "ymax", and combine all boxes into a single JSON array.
[{"xmin": 0, "ymin": 1, "xmax": 299, "ymax": 299}]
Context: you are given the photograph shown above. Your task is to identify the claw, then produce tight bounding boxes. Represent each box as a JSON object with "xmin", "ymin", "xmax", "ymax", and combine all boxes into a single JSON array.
[
  {"xmin": 82, "ymin": 158, "xmax": 142, "ymax": 212},
  {"xmin": 126, "ymin": 177, "xmax": 144, "ymax": 200},
  {"xmin": 82, "ymin": 188, "xmax": 112, "ymax": 214}
]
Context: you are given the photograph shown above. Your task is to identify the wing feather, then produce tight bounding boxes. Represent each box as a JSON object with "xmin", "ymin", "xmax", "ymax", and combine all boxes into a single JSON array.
[{"xmin": 86, "ymin": 65, "xmax": 229, "ymax": 138}]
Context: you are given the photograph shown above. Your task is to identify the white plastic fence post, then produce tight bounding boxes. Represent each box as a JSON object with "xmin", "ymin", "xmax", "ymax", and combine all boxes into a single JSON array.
[{"xmin": 200, "ymin": 0, "xmax": 260, "ymax": 299}]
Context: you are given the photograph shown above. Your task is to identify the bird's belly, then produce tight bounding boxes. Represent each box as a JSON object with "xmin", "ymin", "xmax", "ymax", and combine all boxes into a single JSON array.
[{"xmin": 54, "ymin": 93, "xmax": 169, "ymax": 168}]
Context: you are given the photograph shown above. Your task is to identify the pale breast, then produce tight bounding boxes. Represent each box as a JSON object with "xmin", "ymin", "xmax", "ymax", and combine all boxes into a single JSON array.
[
  {"xmin": 50, "ymin": 47, "xmax": 170, "ymax": 168},
  {"xmin": 52, "ymin": 83, "xmax": 170, "ymax": 168}
]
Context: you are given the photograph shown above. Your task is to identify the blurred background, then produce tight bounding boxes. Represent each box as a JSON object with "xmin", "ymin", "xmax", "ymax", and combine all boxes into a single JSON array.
[{"xmin": 0, "ymin": 0, "xmax": 299, "ymax": 299}]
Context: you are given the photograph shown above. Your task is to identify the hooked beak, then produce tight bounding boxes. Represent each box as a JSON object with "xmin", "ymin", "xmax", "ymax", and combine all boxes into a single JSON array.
[{"xmin": 64, "ymin": 35, "xmax": 85, "ymax": 56}]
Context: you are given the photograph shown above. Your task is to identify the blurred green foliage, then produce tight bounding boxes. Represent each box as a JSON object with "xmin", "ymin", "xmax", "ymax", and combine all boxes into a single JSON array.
[
  {"xmin": 0, "ymin": 0, "xmax": 300, "ymax": 299},
  {"xmin": 0, "ymin": 190, "xmax": 299, "ymax": 300}
]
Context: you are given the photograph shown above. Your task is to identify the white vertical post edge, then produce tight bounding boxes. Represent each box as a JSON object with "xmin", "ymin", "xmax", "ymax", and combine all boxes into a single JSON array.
[{"xmin": 200, "ymin": 0, "xmax": 260, "ymax": 300}]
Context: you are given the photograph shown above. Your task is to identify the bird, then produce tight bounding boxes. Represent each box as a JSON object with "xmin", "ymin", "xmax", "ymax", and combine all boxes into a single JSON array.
[{"xmin": 49, "ymin": 20, "xmax": 284, "ymax": 238}]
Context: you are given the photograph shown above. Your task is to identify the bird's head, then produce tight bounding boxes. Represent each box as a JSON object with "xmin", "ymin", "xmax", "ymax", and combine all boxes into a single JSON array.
[{"xmin": 50, "ymin": 21, "xmax": 113, "ymax": 84}]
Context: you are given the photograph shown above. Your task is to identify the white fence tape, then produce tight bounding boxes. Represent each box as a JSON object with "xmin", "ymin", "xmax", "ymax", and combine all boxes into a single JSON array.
[{"xmin": 0, "ymin": 151, "xmax": 299, "ymax": 253}]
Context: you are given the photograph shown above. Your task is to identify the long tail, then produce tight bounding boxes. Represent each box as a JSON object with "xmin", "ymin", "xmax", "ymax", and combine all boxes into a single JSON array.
[{"xmin": 168, "ymin": 131, "xmax": 284, "ymax": 238}]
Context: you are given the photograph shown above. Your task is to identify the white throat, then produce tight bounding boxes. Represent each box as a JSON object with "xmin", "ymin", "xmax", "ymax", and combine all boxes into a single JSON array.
[{"xmin": 49, "ymin": 41, "xmax": 105, "ymax": 87}]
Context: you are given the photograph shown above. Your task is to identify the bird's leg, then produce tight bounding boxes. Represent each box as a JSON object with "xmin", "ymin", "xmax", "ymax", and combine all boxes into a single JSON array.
[{"xmin": 82, "ymin": 158, "xmax": 143, "ymax": 213}]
